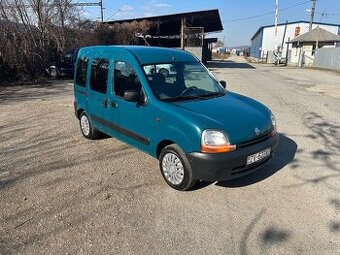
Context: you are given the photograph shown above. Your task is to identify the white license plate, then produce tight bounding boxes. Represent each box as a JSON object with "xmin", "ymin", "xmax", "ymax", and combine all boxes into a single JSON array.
[{"xmin": 246, "ymin": 148, "xmax": 271, "ymax": 165}]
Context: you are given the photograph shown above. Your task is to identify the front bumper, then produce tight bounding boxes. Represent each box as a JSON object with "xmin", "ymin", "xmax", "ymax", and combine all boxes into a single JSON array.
[{"xmin": 186, "ymin": 133, "xmax": 279, "ymax": 181}]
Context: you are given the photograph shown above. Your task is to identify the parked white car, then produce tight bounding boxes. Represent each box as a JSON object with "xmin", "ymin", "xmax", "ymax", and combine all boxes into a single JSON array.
[{"xmin": 144, "ymin": 64, "xmax": 176, "ymax": 77}]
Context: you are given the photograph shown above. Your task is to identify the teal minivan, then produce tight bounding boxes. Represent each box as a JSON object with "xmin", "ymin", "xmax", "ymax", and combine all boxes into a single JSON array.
[{"xmin": 74, "ymin": 46, "xmax": 279, "ymax": 190}]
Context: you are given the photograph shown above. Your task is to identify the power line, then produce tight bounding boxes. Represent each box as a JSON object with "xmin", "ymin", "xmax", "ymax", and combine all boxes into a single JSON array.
[
  {"xmin": 223, "ymin": 0, "xmax": 312, "ymax": 23},
  {"xmin": 313, "ymin": 11, "xmax": 340, "ymax": 17},
  {"xmin": 104, "ymin": 8, "xmax": 123, "ymax": 22}
]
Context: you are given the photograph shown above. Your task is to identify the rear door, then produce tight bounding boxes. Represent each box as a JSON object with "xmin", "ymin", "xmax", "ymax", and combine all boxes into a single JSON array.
[
  {"xmin": 87, "ymin": 58, "xmax": 117, "ymax": 136},
  {"xmin": 74, "ymin": 56, "xmax": 89, "ymax": 110}
]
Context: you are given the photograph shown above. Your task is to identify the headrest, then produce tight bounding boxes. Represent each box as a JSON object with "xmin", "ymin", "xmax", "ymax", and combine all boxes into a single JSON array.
[{"xmin": 152, "ymin": 73, "xmax": 165, "ymax": 84}]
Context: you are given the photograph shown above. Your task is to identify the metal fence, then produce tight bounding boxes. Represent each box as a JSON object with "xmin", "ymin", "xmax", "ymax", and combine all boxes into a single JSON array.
[{"xmin": 314, "ymin": 48, "xmax": 340, "ymax": 70}]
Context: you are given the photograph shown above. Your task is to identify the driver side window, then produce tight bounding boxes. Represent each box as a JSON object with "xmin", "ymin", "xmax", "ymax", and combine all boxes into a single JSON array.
[{"xmin": 113, "ymin": 61, "xmax": 141, "ymax": 97}]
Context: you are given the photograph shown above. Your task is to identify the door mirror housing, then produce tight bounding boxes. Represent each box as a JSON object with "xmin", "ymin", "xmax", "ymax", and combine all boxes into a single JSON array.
[
  {"xmin": 220, "ymin": 80, "xmax": 227, "ymax": 88},
  {"xmin": 123, "ymin": 90, "xmax": 141, "ymax": 102}
]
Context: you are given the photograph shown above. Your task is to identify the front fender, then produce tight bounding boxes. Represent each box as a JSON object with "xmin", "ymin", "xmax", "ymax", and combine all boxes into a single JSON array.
[
  {"xmin": 153, "ymin": 105, "xmax": 202, "ymax": 154},
  {"xmin": 162, "ymin": 123, "xmax": 200, "ymax": 153}
]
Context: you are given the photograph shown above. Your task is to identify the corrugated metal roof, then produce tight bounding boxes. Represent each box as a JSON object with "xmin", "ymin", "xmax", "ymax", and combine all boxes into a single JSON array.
[
  {"xmin": 105, "ymin": 9, "xmax": 223, "ymax": 36},
  {"xmin": 289, "ymin": 27, "xmax": 340, "ymax": 43}
]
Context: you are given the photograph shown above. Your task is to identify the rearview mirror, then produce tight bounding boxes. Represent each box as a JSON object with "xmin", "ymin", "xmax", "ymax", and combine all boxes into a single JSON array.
[
  {"xmin": 123, "ymin": 90, "xmax": 140, "ymax": 102},
  {"xmin": 220, "ymin": 80, "xmax": 227, "ymax": 88}
]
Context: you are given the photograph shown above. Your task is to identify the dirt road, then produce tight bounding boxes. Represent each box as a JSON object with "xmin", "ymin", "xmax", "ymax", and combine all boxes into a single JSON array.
[{"xmin": 1, "ymin": 57, "xmax": 339, "ymax": 254}]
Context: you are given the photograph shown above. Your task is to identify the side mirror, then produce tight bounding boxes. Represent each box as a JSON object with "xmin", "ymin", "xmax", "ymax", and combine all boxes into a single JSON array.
[
  {"xmin": 123, "ymin": 90, "xmax": 140, "ymax": 102},
  {"xmin": 220, "ymin": 80, "xmax": 227, "ymax": 88}
]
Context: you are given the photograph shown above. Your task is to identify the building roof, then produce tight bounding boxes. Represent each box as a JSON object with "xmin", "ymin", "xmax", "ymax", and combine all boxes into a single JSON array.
[
  {"xmin": 289, "ymin": 26, "xmax": 340, "ymax": 43},
  {"xmin": 106, "ymin": 9, "xmax": 223, "ymax": 36},
  {"xmin": 251, "ymin": 20, "xmax": 340, "ymax": 41}
]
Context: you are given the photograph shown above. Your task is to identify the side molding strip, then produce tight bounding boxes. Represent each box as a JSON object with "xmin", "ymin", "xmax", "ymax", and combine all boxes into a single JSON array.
[
  {"xmin": 91, "ymin": 115, "xmax": 150, "ymax": 145},
  {"xmin": 74, "ymin": 88, "xmax": 88, "ymax": 96}
]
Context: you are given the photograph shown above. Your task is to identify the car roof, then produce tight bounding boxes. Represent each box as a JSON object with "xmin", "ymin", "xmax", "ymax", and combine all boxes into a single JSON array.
[{"xmin": 78, "ymin": 46, "xmax": 198, "ymax": 65}]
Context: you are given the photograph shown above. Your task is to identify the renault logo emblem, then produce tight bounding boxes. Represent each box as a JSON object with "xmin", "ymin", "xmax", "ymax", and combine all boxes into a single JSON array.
[{"xmin": 255, "ymin": 127, "xmax": 260, "ymax": 136}]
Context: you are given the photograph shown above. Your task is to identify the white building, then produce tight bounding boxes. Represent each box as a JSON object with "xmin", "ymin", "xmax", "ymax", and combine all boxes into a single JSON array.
[{"xmin": 250, "ymin": 21, "xmax": 340, "ymax": 60}]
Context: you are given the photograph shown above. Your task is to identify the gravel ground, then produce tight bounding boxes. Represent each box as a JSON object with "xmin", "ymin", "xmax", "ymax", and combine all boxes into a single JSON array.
[{"xmin": 0, "ymin": 57, "xmax": 339, "ymax": 254}]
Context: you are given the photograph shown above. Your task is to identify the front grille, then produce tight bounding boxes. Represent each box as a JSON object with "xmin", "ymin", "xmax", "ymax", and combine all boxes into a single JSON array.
[{"xmin": 237, "ymin": 131, "xmax": 272, "ymax": 148}]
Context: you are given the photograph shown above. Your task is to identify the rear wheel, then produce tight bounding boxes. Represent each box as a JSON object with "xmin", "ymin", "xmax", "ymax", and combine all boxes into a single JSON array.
[
  {"xmin": 158, "ymin": 68, "xmax": 169, "ymax": 77},
  {"xmin": 49, "ymin": 68, "xmax": 59, "ymax": 79},
  {"xmin": 79, "ymin": 112, "xmax": 100, "ymax": 140},
  {"xmin": 159, "ymin": 144, "xmax": 197, "ymax": 191}
]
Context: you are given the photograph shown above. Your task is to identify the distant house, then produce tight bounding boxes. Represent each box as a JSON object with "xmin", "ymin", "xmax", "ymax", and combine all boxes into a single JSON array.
[
  {"xmin": 287, "ymin": 27, "xmax": 340, "ymax": 66},
  {"xmin": 250, "ymin": 21, "xmax": 340, "ymax": 60}
]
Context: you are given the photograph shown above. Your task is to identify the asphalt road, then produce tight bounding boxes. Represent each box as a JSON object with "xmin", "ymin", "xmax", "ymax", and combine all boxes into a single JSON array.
[{"xmin": 1, "ymin": 56, "xmax": 339, "ymax": 254}]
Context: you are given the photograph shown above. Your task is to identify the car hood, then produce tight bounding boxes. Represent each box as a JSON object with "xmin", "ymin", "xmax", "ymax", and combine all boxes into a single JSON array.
[{"xmin": 173, "ymin": 92, "xmax": 273, "ymax": 144}]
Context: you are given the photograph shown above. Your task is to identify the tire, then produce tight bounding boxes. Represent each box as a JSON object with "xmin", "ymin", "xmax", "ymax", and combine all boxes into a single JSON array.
[
  {"xmin": 158, "ymin": 68, "xmax": 169, "ymax": 77},
  {"xmin": 159, "ymin": 144, "xmax": 197, "ymax": 191},
  {"xmin": 79, "ymin": 112, "xmax": 100, "ymax": 140},
  {"xmin": 49, "ymin": 68, "xmax": 59, "ymax": 79}
]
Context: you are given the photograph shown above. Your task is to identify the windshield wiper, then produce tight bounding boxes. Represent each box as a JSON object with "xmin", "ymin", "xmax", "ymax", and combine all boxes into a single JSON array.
[
  {"xmin": 163, "ymin": 95, "xmax": 204, "ymax": 102},
  {"xmin": 163, "ymin": 92, "xmax": 224, "ymax": 102},
  {"xmin": 200, "ymin": 92, "xmax": 225, "ymax": 98}
]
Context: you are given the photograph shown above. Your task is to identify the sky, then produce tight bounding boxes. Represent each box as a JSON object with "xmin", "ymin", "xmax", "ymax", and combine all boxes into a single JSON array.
[{"xmin": 80, "ymin": 0, "xmax": 340, "ymax": 46}]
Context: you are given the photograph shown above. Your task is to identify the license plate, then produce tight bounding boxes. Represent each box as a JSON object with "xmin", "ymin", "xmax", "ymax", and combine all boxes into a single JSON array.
[{"xmin": 246, "ymin": 148, "xmax": 271, "ymax": 165}]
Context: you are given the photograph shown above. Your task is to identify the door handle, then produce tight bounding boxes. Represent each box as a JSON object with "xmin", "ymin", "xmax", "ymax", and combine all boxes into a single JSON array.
[
  {"xmin": 102, "ymin": 99, "xmax": 107, "ymax": 108},
  {"xmin": 110, "ymin": 101, "xmax": 118, "ymax": 108}
]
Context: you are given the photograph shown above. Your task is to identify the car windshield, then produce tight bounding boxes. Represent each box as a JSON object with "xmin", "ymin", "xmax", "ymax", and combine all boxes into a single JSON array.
[{"xmin": 142, "ymin": 62, "xmax": 225, "ymax": 101}]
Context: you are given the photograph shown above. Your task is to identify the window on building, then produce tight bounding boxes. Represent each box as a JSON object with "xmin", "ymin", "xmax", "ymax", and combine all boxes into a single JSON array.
[
  {"xmin": 90, "ymin": 58, "xmax": 109, "ymax": 94},
  {"xmin": 312, "ymin": 44, "xmax": 316, "ymax": 56}
]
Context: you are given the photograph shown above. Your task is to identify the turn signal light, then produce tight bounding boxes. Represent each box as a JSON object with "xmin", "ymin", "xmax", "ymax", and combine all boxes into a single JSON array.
[{"xmin": 201, "ymin": 144, "xmax": 236, "ymax": 153}]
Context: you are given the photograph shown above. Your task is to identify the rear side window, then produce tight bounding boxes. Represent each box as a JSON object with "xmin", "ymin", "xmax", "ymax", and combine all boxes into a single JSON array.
[
  {"xmin": 90, "ymin": 58, "xmax": 109, "ymax": 94},
  {"xmin": 75, "ymin": 57, "xmax": 88, "ymax": 87}
]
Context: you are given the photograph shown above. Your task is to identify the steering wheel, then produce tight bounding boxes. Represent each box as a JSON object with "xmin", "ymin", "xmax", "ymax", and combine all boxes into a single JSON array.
[{"xmin": 180, "ymin": 86, "xmax": 198, "ymax": 96}]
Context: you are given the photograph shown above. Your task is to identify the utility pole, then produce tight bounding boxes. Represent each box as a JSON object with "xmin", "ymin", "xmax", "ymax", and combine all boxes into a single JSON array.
[
  {"xmin": 180, "ymin": 17, "xmax": 186, "ymax": 49},
  {"xmin": 274, "ymin": 0, "xmax": 279, "ymax": 52},
  {"xmin": 309, "ymin": 0, "xmax": 316, "ymax": 31},
  {"xmin": 100, "ymin": 0, "xmax": 104, "ymax": 23}
]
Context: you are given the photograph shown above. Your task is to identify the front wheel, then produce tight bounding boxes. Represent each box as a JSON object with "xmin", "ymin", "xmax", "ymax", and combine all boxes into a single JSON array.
[{"xmin": 159, "ymin": 144, "xmax": 197, "ymax": 191}]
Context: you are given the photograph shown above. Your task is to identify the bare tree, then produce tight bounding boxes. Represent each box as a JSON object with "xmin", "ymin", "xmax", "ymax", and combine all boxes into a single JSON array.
[
  {"xmin": 0, "ymin": 0, "xmax": 90, "ymax": 82},
  {"xmin": 0, "ymin": 1, "xmax": 152, "ymax": 84},
  {"xmin": 99, "ymin": 20, "xmax": 152, "ymax": 45}
]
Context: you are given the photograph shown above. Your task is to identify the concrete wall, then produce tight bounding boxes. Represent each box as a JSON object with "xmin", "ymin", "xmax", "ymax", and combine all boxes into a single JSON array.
[
  {"xmin": 185, "ymin": 47, "xmax": 202, "ymax": 61},
  {"xmin": 314, "ymin": 47, "xmax": 340, "ymax": 70},
  {"xmin": 251, "ymin": 22, "xmax": 340, "ymax": 60}
]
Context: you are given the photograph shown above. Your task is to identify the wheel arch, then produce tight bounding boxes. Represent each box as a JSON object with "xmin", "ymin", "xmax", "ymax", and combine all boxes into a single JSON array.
[
  {"xmin": 156, "ymin": 140, "xmax": 175, "ymax": 159},
  {"xmin": 76, "ymin": 108, "xmax": 85, "ymax": 119}
]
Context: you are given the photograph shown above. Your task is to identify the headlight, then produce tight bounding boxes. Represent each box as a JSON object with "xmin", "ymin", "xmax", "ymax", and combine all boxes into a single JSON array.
[
  {"xmin": 271, "ymin": 113, "xmax": 277, "ymax": 134},
  {"xmin": 201, "ymin": 130, "xmax": 236, "ymax": 153},
  {"xmin": 271, "ymin": 113, "xmax": 276, "ymax": 127}
]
